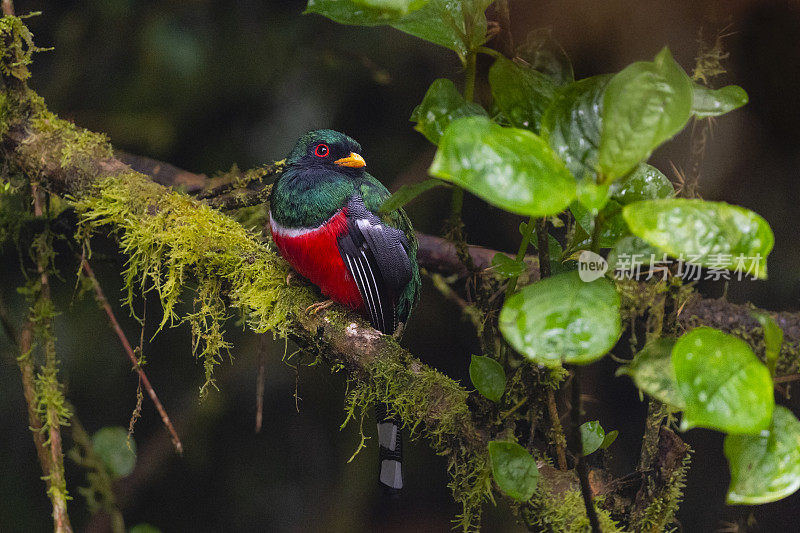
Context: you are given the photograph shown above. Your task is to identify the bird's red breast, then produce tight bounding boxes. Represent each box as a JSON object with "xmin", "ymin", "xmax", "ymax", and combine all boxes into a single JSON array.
[{"xmin": 270, "ymin": 208, "xmax": 364, "ymax": 310}]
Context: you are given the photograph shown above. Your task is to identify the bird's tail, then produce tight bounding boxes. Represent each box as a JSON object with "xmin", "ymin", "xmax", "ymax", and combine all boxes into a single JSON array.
[{"xmin": 375, "ymin": 403, "xmax": 403, "ymax": 494}]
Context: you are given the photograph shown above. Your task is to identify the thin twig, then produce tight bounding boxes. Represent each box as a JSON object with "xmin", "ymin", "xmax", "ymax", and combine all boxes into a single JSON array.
[
  {"xmin": 81, "ymin": 259, "xmax": 183, "ymax": 455},
  {"xmin": 547, "ymin": 388, "xmax": 568, "ymax": 470},
  {"xmin": 2, "ymin": 0, "xmax": 14, "ymax": 17},
  {"xmin": 255, "ymin": 335, "xmax": 268, "ymax": 433},
  {"xmin": 570, "ymin": 366, "xmax": 601, "ymax": 532}
]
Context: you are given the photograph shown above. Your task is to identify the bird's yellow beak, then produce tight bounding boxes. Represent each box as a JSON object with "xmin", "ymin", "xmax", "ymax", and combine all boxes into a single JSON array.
[{"xmin": 334, "ymin": 152, "xmax": 366, "ymax": 168}]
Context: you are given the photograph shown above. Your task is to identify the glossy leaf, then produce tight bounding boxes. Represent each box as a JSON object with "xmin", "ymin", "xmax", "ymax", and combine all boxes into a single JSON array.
[
  {"xmin": 725, "ymin": 407, "xmax": 800, "ymax": 505},
  {"xmin": 692, "ymin": 84, "xmax": 748, "ymax": 118},
  {"xmin": 516, "ymin": 28, "xmax": 574, "ymax": 86},
  {"xmin": 430, "ymin": 116, "xmax": 576, "ymax": 217},
  {"xmin": 379, "ymin": 178, "xmax": 447, "ymax": 213},
  {"xmin": 489, "ymin": 56, "xmax": 556, "ymax": 132},
  {"xmin": 580, "ymin": 421, "xmax": 606, "ymax": 456},
  {"xmin": 609, "ymin": 163, "xmax": 674, "ymax": 204},
  {"xmin": 499, "ymin": 271, "xmax": 621, "ymax": 366},
  {"xmin": 392, "ymin": 0, "xmax": 493, "ymax": 59},
  {"xmin": 92, "ymin": 426, "xmax": 137, "ymax": 479},
  {"xmin": 491, "ymin": 253, "xmax": 525, "ymax": 278},
  {"xmin": 305, "ymin": 0, "xmax": 430, "ymax": 25},
  {"xmin": 488, "ymin": 440, "xmax": 539, "ymax": 501},
  {"xmin": 410, "ymin": 78, "xmax": 487, "ymax": 144},
  {"xmin": 606, "ymin": 235, "xmax": 661, "ymax": 273},
  {"xmin": 599, "ymin": 48, "xmax": 693, "ymax": 181},
  {"xmin": 469, "ymin": 354, "xmax": 506, "ymax": 402},
  {"xmin": 129, "ymin": 525, "xmax": 162, "ymax": 533},
  {"xmin": 541, "ymin": 74, "xmax": 611, "ymax": 182},
  {"xmin": 569, "ymin": 163, "xmax": 674, "ymax": 248},
  {"xmin": 622, "ymin": 199, "xmax": 774, "ymax": 279},
  {"xmin": 751, "ymin": 311, "xmax": 783, "ymax": 377},
  {"xmin": 672, "ymin": 327, "xmax": 774, "ymax": 435},
  {"xmin": 617, "ymin": 337, "xmax": 685, "ymax": 409}
]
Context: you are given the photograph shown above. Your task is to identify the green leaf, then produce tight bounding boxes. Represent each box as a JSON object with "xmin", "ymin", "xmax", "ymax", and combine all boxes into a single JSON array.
[
  {"xmin": 609, "ymin": 163, "xmax": 674, "ymax": 204},
  {"xmin": 469, "ymin": 354, "xmax": 507, "ymax": 402},
  {"xmin": 516, "ymin": 28, "xmax": 574, "ymax": 86},
  {"xmin": 606, "ymin": 235, "xmax": 661, "ymax": 273},
  {"xmin": 751, "ymin": 311, "xmax": 783, "ymax": 377},
  {"xmin": 692, "ymin": 84, "xmax": 748, "ymax": 118},
  {"xmin": 617, "ymin": 337, "xmax": 685, "ymax": 409},
  {"xmin": 430, "ymin": 116, "xmax": 576, "ymax": 217},
  {"xmin": 488, "ymin": 440, "xmax": 539, "ymax": 501},
  {"xmin": 305, "ymin": 0, "xmax": 430, "ymax": 25},
  {"xmin": 499, "ymin": 271, "xmax": 621, "ymax": 366},
  {"xmin": 307, "ymin": 0, "xmax": 490, "ymax": 60},
  {"xmin": 129, "ymin": 525, "xmax": 162, "ymax": 533},
  {"xmin": 541, "ymin": 74, "xmax": 611, "ymax": 182},
  {"xmin": 600, "ymin": 430, "xmax": 619, "ymax": 450},
  {"xmin": 599, "ymin": 48, "xmax": 693, "ymax": 181},
  {"xmin": 725, "ymin": 407, "xmax": 800, "ymax": 505},
  {"xmin": 489, "ymin": 56, "xmax": 556, "ymax": 132},
  {"xmin": 491, "ymin": 253, "xmax": 525, "ymax": 278},
  {"xmin": 410, "ymin": 78, "xmax": 487, "ymax": 144},
  {"xmin": 392, "ymin": 0, "xmax": 493, "ymax": 59},
  {"xmin": 580, "ymin": 420, "xmax": 606, "ymax": 456},
  {"xmin": 570, "ymin": 163, "xmax": 675, "ymax": 248},
  {"xmin": 672, "ymin": 327, "xmax": 774, "ymax": 435},
  {"xmin": 92, "ymin": 426, "xmax": 137, "ymax": 479},
  {"xmin": 622, "ymin": 199, "xmax": 774, "ymax": 279},
  {"xmin": 379, "ymin": 178, "xmax": 447, "ymax": 214}
]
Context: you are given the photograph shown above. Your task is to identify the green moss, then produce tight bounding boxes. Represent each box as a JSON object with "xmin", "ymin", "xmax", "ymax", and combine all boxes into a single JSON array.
[
  {"xmin": 522, "ymin": 479, "xmax": 624, "ymax": 533},
  {"xmin": 341, "ymin": 354, "xmax": 491, "ymax": 531},
  {"xmin": 76, "ymin": 173, "xmax": 306, "ymax": 393}
]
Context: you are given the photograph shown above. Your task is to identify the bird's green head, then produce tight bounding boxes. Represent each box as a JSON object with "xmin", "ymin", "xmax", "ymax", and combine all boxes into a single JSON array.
[{"xmin": 286, "ymin": 129, "xmax": 366, "ymax": 173}]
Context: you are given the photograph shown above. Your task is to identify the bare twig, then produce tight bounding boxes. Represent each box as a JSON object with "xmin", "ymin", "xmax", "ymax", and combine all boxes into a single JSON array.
[
  {"xmin": 81, "ymin": 259, "xmax": 183, "ymax": 455},
  {"xmin": 570, "ymin": 366, "xmax": 601, "ymax": 532},
  {"xmin": 255, "ymin": 335, "xmax": 268, "ymax": 433},
  {"xmin": 2, "ymin": 0, "xmax": 14, "ymax": 17}
]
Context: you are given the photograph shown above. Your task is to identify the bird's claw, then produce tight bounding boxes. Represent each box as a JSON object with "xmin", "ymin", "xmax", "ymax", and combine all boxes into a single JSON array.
[{"xmin": 306, "ymin": 299, "xmax": 335, "ymax": 314}]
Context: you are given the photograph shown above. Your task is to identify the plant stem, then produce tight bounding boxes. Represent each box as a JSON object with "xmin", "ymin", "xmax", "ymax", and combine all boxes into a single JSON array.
[
  {"xmin": 81, "ymin": 259, "xmax": 183, "ymax": 455},
  {"xmin": 570, "ymin": 366, "xmax": 601, "ymax": 532},
  {"xmin": 505, "ymin": 215, "xmax": 537, "ymax": 298},
  {"xmin": 464, "ymin": 50, "xmax": 477, "ymax": 103},
  {"xmin": 535, "ymin": 218, "xmax": 552, "ymax": 279},
  {"xmin": 547, "ymin": 387, "xmax": 568, "ymax": 470}
]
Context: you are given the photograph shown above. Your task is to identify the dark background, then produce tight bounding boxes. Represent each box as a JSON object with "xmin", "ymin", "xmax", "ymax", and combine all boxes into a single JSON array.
[{"xmin": 1, "ymin": 0, "xmax": 799, "ymax": 531}]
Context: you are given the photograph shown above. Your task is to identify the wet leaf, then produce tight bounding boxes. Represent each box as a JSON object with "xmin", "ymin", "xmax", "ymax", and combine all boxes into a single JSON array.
[
  {"xmin": 469, "ymin": 354, "xmax": 506, "ymax": 402},
  {"xmin": 410, "ymin": 78, "xmax": 487, "ymax": 144},
  {"xmin": 725, "ymin": 407, "xmax": 800, "ymax": 505},
  {"xmin": 430, "ymin": 116, "xmax": 576, "ymax": 217},
  {"xmin": 580, "ymin": 420, "xmax": 605, "ymax": 456},
  {"xmin": 622, "ymin": 199, "xmax": 774, "ymax": 279},
  {"xmin": 379, "ymin": 178, "xmax": 447, "ymax": 213},
  {"xmin": 305, "ymin": 0, "xmax": 430, "ymax": 25},
  {"xmin": 92, "ymin": 426, "xmax": 137, "ymax": 479},
  {"xmin": 491, "ymin": 253, "xmax": 525, "ymax": 278},
  {"xmin": 673, "ymin": 327, "xmax": 774, "ymax": 434},
  {"xmin": 516, "ymin": 28, "xmax": 574, "ymax": 86},
  {"xmin": 488, "ymin": 440, "xmax": 539, "ymax": 501},
  {"xmin": 499, "ymin": 271, "xmax": 621, "ymax": 366},
  {"xmin": 541, "ymin": 74, "xmax": 611, "ymax": 182},
  {"xmin": 489, "ymin": 56, "xmax": 556, "ymax": 132},
  {"xmin": 617, "ymin": 337, "xmax": 685, "ymax": 409},
  {"xmin": 599, "ymin": 48, "xmax": 693, "ymax": 181},
  {"xmin": 692, "ymin": 84, "xmax": 748, "ymax": 118}
]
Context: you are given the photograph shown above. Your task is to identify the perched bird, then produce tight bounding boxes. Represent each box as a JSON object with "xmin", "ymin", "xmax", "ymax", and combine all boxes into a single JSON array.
[{"xmin": 269, "ymin": 129, "xmax": 420, "ymax": 493}]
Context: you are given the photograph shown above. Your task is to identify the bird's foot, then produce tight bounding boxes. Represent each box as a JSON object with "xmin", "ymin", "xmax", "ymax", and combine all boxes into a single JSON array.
[{"xmin": 306, "ymin": 299, "xmax": 335, "ymax": 314}]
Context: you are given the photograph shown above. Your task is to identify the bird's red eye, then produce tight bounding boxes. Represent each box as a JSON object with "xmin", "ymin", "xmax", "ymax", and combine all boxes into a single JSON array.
[{"xmin": 314, "ymin": 144, "xmax": 329, "ymax": 157}]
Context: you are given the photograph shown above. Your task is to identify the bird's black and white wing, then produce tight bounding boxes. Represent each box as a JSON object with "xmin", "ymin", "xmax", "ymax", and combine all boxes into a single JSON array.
[{"xmin": 337, "ymin": 196, "xmax": 413, "ymax": 335}]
